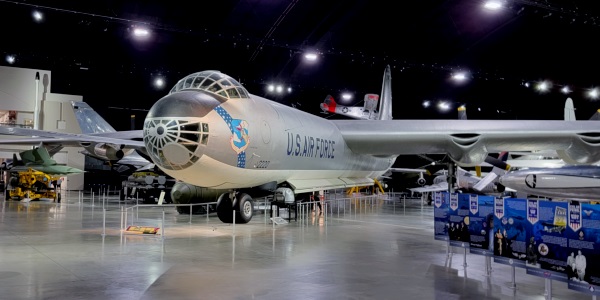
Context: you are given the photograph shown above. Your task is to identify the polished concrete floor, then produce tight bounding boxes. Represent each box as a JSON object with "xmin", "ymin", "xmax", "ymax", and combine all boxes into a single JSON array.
[{"xmin": 0, "ymin": 191, "xmax": 589, "ymax": 300}]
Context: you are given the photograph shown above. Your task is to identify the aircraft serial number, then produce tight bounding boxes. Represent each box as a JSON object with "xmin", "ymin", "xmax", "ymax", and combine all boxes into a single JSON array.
[{"xmin": 286, "ymin": 133, "xmax": 335, "ymax": 159}]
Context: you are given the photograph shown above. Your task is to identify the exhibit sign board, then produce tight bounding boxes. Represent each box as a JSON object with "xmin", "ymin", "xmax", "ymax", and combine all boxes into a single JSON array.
[
  {"xmin": 493, "ymin": 197, "xmax": 527, "ymax": 268},
  {"xmin": 525, "ymin": 199, "xmax": 569, "ymax": 283},
  {"xmin": 433, "ymin": 191, "xmax": 449, "ymax": 241},
  {"xmin": 448, "ymin": 193, "xmax": 470, "ymax": 248},
  {"xmin": 567, "ymin": 201, "xmax": 600, "ymax": 295},
  {"xmin": 468, "ymin": 194, "xmax": 495, "ymax": 256}
]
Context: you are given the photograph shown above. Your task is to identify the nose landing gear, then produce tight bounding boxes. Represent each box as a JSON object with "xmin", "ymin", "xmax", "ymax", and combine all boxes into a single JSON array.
[{"xmin": 216, "ymin": 192, "xmax": 254, "ymax": 223}]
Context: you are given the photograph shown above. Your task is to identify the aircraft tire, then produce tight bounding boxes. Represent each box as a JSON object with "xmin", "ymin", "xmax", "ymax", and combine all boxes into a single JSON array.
[
  {"xmin": 216, "ymin": 193, "xmax": 234, "ymax": 223},
  {"xmin": 234, "ymin": 193, "xmax": 253, "ymax": 224}
]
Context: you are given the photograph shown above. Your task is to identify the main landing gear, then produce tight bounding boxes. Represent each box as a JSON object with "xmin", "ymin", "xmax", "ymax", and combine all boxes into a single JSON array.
[{"xmin": 216, "ymin": 192, "xmax": 254, "ymax": 224}]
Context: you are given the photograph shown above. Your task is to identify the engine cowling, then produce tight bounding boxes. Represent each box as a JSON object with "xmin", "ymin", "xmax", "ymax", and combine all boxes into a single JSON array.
[
  {"xmin": 557, "ymin": 148, "xmax": 600, "ymax": 165},
  {"xmin": 86, "ymin": 144, "xmax": 126, "ymax": 161}
]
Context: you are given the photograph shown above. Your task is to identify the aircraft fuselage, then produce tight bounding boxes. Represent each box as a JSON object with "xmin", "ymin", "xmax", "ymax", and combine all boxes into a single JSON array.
[
  {"xmin": 499, "ymin": 165, "xmax": 600, "ymax": 200},
  {"xmin": 143, "ymin": 79, "xmax": 394, "ymax": 190}
]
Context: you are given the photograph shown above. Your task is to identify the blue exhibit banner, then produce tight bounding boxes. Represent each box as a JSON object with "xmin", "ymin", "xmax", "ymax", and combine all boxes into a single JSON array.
[
  {"xmin": 468, "ymin": 194, "xmax": 495, "ymax": 256},
  {"xmin": 493, "ymin": 197, "xmax": 527, "ymax": 268},
  {"xmin": 525, "ymin": 199, "xmax": 569, "ymax": 283},
  {"xmin": 567, "ymin": 201, "xmax": 600, "ymax": 295},
  {"xmin": 433, "ymin": 192, "xmax": 449, "ymax": 241},
  {"xmin": 448, "ymin": 193, "xmax": 470, "ymax": 248}
]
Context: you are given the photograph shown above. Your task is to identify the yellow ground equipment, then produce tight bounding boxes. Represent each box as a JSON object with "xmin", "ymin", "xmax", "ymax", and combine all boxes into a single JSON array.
[
  {"xmin": 6, "ymin": 168, "xmax": 61, "ymax": 202},
  {"xmin": 347, "ymin": 179, "xmax": 386, "ymax": 195}
]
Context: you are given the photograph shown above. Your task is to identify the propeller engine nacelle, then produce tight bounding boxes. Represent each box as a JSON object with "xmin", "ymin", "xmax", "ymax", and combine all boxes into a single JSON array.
[{"xmin": 84, "ymin": 144, "xmax": 133, "ymax": 161}]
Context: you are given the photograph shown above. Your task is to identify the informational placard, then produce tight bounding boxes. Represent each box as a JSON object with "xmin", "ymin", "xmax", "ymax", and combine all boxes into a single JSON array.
[
  {"xmin": 448, "ymin": 193, "xmax": 470, "ymax": 248},
  {"xmin": 567, "ymin": 201, "xmax": 600, "ymax": 295},
  {"xmin": 433, "ymin": 192, "xmax": 449, "ymax": 241},
  {"xmin": 468, "ymin": 194, "xmax": 495, "ymax": 256},
  {"xmin": 525, "ymin": 199, "xmax": 569, "ymax": 282},
  {"xmin": 493, "ymin": 197, "xmax": 527, "ymax": 268}
]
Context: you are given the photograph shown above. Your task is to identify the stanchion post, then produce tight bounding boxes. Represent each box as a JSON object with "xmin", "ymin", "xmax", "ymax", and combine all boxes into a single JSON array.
[
  {"xmin": 161, "ymin": 209, "xmax": 166, "ymax": 240},
  {"xmin": 510, "ymin": 265, "xmax": 517, "ymax": 289},
  {"xmin": 102, "ymin": 208, "xmax": 106, "ymax": 236}
]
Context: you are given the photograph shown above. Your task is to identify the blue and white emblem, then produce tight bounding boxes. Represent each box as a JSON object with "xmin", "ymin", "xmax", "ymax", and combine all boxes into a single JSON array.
[
  {"xmin": 230, "ymin": 119, "xmax": 250, "ymax": 154},
  {"xmin": 214, "ymin": 106, "xmax": 249, "ymax": 168}
]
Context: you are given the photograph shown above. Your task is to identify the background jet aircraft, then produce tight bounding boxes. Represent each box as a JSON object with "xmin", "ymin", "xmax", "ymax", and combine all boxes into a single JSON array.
[
  {"xmin": 320, "ymin": 94, "xmax": 380, "ymax": 120},
  {"xmin": 0, "ymin": 101, "xmax": 146, "ymax": 163},
  {"xmin": 140, "ymin": 66, "xmax": 600, "ymax": 224},
  {"xmin": 498, "ymin": 165, "xmax": 600, "ymax": 201},
  {"xmin": 7, "ymin": 147, "xmax": 84, "ymax": 175},
  {"xmin": 0, "ymin": 101, "xmax": 149, "ymax": 171}
]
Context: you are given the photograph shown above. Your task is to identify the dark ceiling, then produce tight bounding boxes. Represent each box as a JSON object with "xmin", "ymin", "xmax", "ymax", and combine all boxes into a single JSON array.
[{"xmin": 2, "ymin": 0, "xmax": 600, "ymax": 130}]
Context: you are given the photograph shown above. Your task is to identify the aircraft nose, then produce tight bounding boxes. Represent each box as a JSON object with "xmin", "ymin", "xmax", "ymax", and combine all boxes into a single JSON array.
[
  {"xmin": 498, "ymin": 172, "xmax": 519, "ymax": 188},
  {"xmin": 143, "ymin": 90, "xmax": 223, "ymax": 170}
]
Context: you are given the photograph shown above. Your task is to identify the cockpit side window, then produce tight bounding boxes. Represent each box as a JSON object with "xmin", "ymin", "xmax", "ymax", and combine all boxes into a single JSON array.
[
  {"xmin": 192, "ymin": 76, "xmax": 205, "ymax": 88},
  {"xmin": 226, "ymin": 87, "xmax": 240, "ymax": 98},
  {"xmin": 217, "ymin": 90, "xmax": 228, "ymax": 98},
  {"xmin": 183, "ymin": 76, "xmax": 195, "ymax": 89},
  {"xmin": 200, "ymin": 78, "xmax": 215, "ymax": 89}
]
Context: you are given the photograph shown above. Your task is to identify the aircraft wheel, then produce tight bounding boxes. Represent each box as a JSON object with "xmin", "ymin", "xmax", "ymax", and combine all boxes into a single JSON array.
[
  {"xmin": 216, "ymin": 193, "xmax": 233, "ymax": 223},
  {"xmin": 234, "ymin": 193, "xmax": 253, "ymax": 224}
]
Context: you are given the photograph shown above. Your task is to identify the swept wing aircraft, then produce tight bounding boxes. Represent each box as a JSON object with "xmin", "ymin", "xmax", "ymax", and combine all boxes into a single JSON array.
[
  {"xmin": 0, "ymin": 102, "xmax": 146, "ymax": 164},
  {"xmin": 140, "ymin": 66, "xmax": 600, "ymax": 224}
]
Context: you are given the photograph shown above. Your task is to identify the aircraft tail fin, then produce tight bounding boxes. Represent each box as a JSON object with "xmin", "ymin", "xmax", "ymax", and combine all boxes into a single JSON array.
[
  {"xmin": 564, "ymin": 98, "xmax": 576, "ymax": 121},
  {"xmin": 320, "ymin": 95, "xmax": 337, "ymax": 114},
  {"xmin": 20, "ymin": 147, "xmax": 57, "ymax": 166},
  {"xmin": 12, "ymin": 153, "xmax": 22, "ymax": 167},
  {"xmin": 457, "ymin": 106, "xmax": 467, "ymax": 120},
  {"xmin": 71, "ymin": 101, "xmax": 116, "ymax": 134},
  {"xmin": 590, "ymin": 109, "xmax": 600, "ymax": 120},
  {"xmin": 378, "ymin": 65, "xmax": 393, "ymax": 120}
]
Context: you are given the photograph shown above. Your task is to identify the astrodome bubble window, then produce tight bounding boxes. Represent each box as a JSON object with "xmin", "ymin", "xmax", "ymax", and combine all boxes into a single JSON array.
[{"xmin": 168, "ymin": 70, "xmax": 250, "ymax": 100}]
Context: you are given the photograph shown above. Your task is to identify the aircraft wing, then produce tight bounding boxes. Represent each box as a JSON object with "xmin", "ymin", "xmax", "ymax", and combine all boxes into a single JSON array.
[
  {"xmin": 409, "ymin": 182, "xmax": 448, "ymax": 193},
  {"xmin": 332, "ymin": 119, "xmax": 600, "ymax": 166},
  {"xmin": 0, "ymin": 126, "xmax": 145, "ymax": 148}
]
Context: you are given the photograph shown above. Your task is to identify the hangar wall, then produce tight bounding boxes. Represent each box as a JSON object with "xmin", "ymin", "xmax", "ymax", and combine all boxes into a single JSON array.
[{"xmin": 0, "ymin": 66, "xmax": 86, "ymax": 190}]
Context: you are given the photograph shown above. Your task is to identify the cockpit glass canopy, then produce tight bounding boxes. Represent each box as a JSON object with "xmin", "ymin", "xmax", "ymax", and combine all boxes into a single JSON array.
[{"xmin": 169, "ymin": 70, "xmax": 249, "ymax": 99}]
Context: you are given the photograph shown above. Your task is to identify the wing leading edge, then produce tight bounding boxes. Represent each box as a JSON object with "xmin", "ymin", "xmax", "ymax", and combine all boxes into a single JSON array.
[{"xmin": 332, "ymin": 119, "xmax": 600, "ymax": 166}]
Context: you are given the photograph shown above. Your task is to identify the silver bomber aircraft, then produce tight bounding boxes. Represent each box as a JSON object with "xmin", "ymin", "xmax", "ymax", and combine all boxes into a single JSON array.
[
  {"xmin": 141, "ymin": 66, "xmax": 600, "ymax": 224},
  {"xmin": 4, "ymin": 66, "xmax": 600, "ymax": 224}
]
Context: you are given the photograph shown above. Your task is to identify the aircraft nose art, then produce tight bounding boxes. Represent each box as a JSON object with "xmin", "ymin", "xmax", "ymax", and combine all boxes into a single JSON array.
[{"xmin": 143, "ymin": 91, "xmax": 220, "ymax": 171}]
